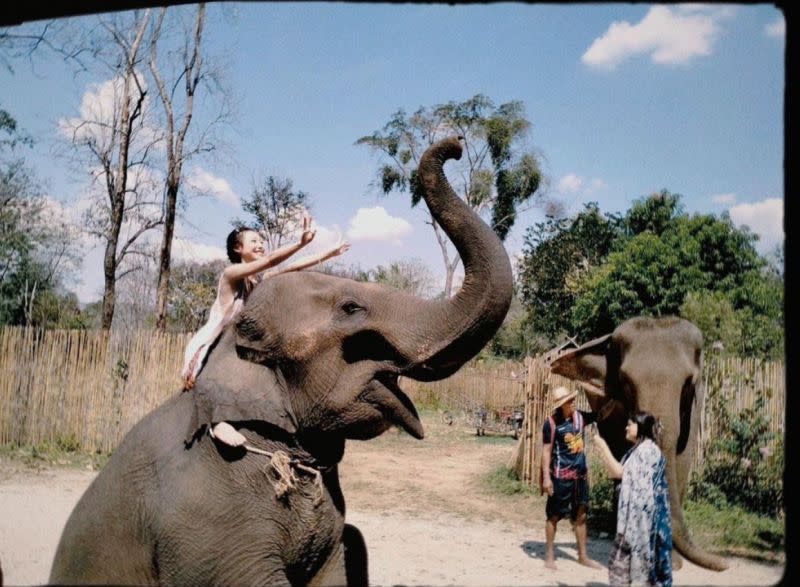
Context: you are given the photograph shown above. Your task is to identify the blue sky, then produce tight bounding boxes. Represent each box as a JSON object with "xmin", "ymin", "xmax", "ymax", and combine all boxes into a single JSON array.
[{"xmin": 2, "ymin": 3, "xmax": 785, "ymax": 303}]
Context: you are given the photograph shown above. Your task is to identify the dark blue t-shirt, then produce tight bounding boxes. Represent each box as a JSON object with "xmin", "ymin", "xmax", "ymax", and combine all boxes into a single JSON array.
[{"xmin": 543, "ymin": 410, "xmax": 596, "ymax": 479}]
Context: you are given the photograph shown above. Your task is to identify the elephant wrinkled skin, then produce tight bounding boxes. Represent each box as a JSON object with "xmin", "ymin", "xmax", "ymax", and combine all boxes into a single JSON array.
[
  {"xmin": 550, "ymin": 315, "xmax": 729, "ymax": 571},
  {"xmin": 49, "ymin": 137, "xmax": 513, "ymax": 586}
]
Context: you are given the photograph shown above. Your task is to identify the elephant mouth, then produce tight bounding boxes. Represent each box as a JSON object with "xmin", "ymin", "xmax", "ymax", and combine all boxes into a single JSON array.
[{"xmin": 363, "ymin": 372, "xmax": 425, "ymax": 439}]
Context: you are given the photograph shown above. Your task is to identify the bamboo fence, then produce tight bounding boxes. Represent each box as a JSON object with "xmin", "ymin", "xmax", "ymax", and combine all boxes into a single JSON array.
[
  {"xmin": 0, "ymin": 326, "xmax": 189, "ymax": 453},
  {"xmin": 0, "ymin": 327, "xmax": 786, "ymax": 474}
]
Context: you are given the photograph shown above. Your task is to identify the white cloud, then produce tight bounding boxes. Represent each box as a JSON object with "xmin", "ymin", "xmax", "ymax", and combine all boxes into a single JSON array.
[
  {"xmin": 186, "ymin": 168, "xmax": 239, "ymax": 207},
  {"xmin": 729, "ymin": 198, "xmax": 783, "ymax": 251},
  {"xmin": 346, "ymin": 207, "xmax": 413, "ymax": 244},
  {"xmin": 58, "ymin": 73, "xmax": 160, "ymax": 148},
  {"xmin": 557, "ymin": 174, "xmax": 607, "ymax": 196},
  {"xmin": 171, "ymin": 238, "xmax": 227, "ymax": 263},
  {"xmin": 765, "ymin": 17, "xmax": 785, "ymax": 39},
  {"xmin": 587, "ymin": 178, "xmax": 608, "ymax": 194},
  {"xmin": 582, "ymin": 5, "xmax": 730, "ymax": 69},
  {"xmin": 711, "ymin": 193, "xmax": 737, "ymax": 205},
  {"xmin": 557, "ymin": 173, "xmax": 583, "ymax": 194}
]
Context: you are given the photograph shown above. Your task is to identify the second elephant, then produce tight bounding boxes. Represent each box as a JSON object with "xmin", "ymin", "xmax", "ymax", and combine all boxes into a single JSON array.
[{"xmin": 550, "ymin": 316, "xmax": 729, "ymax": 571}]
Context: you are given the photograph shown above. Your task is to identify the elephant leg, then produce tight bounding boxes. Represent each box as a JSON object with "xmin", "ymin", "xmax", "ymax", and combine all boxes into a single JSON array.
[{"xmin": 310, "ymin": 524, "xmax": 368, "ymax": 587}]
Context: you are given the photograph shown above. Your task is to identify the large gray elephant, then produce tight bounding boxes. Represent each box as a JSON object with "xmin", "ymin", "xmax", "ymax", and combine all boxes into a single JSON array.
[
  {"xmin": 549, "ymin": 316, "xmax": 729, "ymax": 571},
  {"xmin": 49, "ymin": 136, "xmax": 513, "ymax": 586}
]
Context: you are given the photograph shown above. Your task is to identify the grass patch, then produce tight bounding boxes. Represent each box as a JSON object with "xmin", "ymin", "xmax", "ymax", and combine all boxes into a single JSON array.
[
  {"xmin": 684, "ymin": 500, "xmax": 784, "ymax": 563},
  {"xmin": 484, "ymin": 465, "xmax": 537, "ymax": 496},
  {"xmin": 0, "ymin": 440, "xmax": 112, "ymax": 471}
]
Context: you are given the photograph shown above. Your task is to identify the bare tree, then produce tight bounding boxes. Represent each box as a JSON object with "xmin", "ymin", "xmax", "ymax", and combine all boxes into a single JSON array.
[
  {"xmin": 367, "ymin": 258, "xmax": 437, "ymax": 299},
  {"xmin": 234, "ymin": 175, "xmax": 310, "ymax": 251},
  {"xmin": 0, "ymin": 20, "xmax": 93, "ymax": 73},
  {"xmin": 149, "ymin": 4, "xmax": 227, "ymax": 331},
  {"xmin": 59, "ymin": 10, "xmax": 162, "ymax": 329}
]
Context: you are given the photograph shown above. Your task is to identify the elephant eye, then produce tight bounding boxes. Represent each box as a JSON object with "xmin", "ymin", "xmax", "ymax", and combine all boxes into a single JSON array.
[{"xmin": 341, "ymin": 301, "xmax": 365, "ymax": 315}]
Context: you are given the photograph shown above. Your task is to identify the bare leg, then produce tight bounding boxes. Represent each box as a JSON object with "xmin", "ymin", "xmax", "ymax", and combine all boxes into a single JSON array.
[
  {"xmin": 574, "ymin": 506, "xmax": 603, "ymax": 569},
  {"xmin": 545, "ymin": 517, "xmax": 558, "ymax": 570},
  {"xmin": 210, "ymin": 421, "xmax": 247, "ymax": 447}
]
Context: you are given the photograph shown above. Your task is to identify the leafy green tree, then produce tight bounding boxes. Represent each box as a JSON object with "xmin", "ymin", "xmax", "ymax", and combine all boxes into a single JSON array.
[
  {"xmin": 517, "ymin": 191, "xmax": 783, "ymax": 358},
  {"xmin": 356, "ymin": 94, "xmax": 543, "ymax": 297},
  {"xmin": 570, "ymin": 232, "xmax": 702, "ymax": 339},
  {"xmin": 622, "ymin": 189, "xmax": 683, "ymax": 237},
  {"xmin": 1, "ymin": 108, "xmax": 82, "ymax": 327},
  {"xmin": 517, "ymin": 202, "xmax": 621, "ymax": 350},
  {"xmin": 680, "ymin": 291, "xmax": 743, "ymax": 355}
]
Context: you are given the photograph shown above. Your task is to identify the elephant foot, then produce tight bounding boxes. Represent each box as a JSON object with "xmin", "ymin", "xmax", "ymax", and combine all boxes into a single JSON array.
[{"xmin": 210, "ymin": 421, "xmax": 247, "ymax": 447}]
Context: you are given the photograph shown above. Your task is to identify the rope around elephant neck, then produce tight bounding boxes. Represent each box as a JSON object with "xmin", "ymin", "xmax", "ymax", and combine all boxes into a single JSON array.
[
  {"xmin": 207, "ymin": 426, "xmax": 325, "ymax": 504},
  {"xmin": 243, "ymin": 443, "xmax": 325, "ymax": 505}
]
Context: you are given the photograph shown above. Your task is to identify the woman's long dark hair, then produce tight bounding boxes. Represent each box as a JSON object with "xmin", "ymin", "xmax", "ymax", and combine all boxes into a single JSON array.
[
  {"xmin": 630, "ymin": 410, "xmax": 660, "ymax": 441},
  {"xmin": 226, "ymin": 226, "xmax": 257, "ymax": 263}
]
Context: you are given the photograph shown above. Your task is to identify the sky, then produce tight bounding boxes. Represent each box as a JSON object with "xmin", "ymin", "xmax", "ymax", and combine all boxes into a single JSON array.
[{"xmin": 1, "ymin": 3, "xmax": 786, "ymax": 304}]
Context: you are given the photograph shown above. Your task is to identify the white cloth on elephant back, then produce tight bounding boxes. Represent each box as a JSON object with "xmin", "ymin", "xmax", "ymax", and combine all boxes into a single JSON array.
[
  {"xmin": 610, "ymin": 438, "xmax": 673, "ymax": 587},
  {"xmin": 181, "ymin": 274, "xmax": 261, "ymax": 382}
]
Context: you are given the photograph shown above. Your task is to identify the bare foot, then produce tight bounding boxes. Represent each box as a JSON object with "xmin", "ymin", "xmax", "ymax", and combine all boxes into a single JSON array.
[
  {"xmin": 211, "ymin": 422, "xmax": 247, "ymax": 447},
  {"xmin": 578, "ymin": 558, "xmax": 603, "ymax": 569},
  {"xmin": 544, "ymin": 559, "xmax": 557, "ymax": 570}
]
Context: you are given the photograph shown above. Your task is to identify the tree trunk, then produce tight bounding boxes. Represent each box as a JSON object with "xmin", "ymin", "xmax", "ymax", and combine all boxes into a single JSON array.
[{"xmin": 155, "ymin": 179, "xmax": 178, "ymax": 330}]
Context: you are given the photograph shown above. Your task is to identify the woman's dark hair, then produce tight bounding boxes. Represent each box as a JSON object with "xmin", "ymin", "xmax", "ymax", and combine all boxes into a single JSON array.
[
  {"xmin": 630, "ymin": 410, "xmax": 659, "ymax": 441},
  {"xmin": 226, "ymin": 226, "xmax": 257, "ymax": 263}
]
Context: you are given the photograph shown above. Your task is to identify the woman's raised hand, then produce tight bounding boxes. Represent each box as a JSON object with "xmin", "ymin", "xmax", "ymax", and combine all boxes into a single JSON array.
[
  {"xmin": 334, "ymin": 242, "xmax": 351, "ymax": 256},
  {"xmin": 300, "ymin": 210, "xmax": 316, "ymax": 246}
]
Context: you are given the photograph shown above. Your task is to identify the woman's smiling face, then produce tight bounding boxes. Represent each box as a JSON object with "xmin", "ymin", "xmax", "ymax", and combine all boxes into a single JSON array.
[{"xmin": 235, "ymin": 230, "xmax": 265, "ymax": 262}]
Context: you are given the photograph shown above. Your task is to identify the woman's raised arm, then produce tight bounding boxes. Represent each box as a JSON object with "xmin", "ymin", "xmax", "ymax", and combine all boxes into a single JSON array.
[
  {"xmin": 223, "ymin": 212, "xmax": 316, "ymax": 283},
  {"xmin": 592, "ymin": 434, "xmax": 624, "ymax": 479},
  {"xmin": 270, "ymin": 242, "xmax": 351, "ymax": 276}
]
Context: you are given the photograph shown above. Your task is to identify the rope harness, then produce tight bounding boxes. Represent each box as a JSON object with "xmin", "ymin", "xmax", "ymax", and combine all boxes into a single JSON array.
[{"xmin": 208, "ymin": 427, "xmax": 325, "ymax": 505}]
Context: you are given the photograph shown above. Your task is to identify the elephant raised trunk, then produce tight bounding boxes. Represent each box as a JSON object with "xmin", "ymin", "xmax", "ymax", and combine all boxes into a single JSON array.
[{"xmin": 400, "ymin": 136, "xmax": 513, "ymax": 380}]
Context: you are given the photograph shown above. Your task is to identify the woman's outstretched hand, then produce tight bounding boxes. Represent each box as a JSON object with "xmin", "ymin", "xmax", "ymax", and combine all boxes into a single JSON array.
[
  {"xmin": 300, "ymin": 210, "xmax": 316, "ymax": 246},
  {"xmin": 333, "ymin": 242, "xmax": 351, "ymax": 257}
]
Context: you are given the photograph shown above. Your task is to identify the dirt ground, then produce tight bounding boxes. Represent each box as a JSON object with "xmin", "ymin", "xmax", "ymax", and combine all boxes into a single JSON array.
[{"xmin": 0, "ymin": 412, "xmax": 784, "ymax": 586}]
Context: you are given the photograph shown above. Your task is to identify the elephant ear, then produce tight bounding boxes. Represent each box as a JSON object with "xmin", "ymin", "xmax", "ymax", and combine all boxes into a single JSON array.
[
  {"xmin": 549, "ymin": 333, "xmax": 612, "ymax": 398},
  {"xmin": 188, "ymin": 321, "xmax": 298, "ymax": 435}
]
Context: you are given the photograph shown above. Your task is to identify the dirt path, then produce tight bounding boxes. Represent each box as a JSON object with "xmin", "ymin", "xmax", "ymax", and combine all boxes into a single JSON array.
[{"xmin": 0, "ymin": 414, "xmax": 784, "ymax": 586}]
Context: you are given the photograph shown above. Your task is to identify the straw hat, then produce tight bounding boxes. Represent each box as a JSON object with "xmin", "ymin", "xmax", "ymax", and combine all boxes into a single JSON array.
[{"xmin": 551, "ymin": 386, "xmax": 577, "ymax": 410}]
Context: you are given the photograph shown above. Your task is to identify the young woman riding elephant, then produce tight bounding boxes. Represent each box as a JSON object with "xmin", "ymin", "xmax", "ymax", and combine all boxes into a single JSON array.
[
  {"xmin": 50, "ymin": 136, "xmax": 514, "ymax": 586},
  {"xmin": 182, "ymin": 212, "xmax": 350, "ymax": 447}
]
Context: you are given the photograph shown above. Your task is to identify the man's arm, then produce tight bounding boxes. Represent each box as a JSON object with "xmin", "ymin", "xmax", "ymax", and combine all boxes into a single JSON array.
[{"xmin": 541, "ymin": 422, "xmax": 554, "ymax": 496}]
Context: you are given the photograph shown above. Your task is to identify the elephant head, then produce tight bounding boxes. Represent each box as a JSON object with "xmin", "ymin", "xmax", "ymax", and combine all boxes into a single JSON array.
[
  {"xmin": 550, "ymin": 316, "xmax": 729, "ymax": 571},
  {"xmin": 199, "ymin": 136, "xmax": 513, "ymax": 444}
]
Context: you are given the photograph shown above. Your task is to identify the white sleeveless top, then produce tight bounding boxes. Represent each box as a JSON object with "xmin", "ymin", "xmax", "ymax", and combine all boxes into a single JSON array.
[{"xmin": 181, "ymin": 273, "xmax": 257, "ymax": 381}]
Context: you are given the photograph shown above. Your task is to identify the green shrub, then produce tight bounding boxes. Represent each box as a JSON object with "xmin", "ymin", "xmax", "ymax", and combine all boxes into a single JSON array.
[
  {"xmin": 691, "ymin": 385, "xmax": 783, "ymax": 517},
  {"xmin": 588, "ymin": 455, "xmax": 617, "ymax": 535}
]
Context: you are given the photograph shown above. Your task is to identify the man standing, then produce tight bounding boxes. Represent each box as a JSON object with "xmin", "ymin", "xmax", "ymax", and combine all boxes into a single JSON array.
[{"xmin": 541, "ymin": 386, "xmax": 602, "ymax": 570}]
